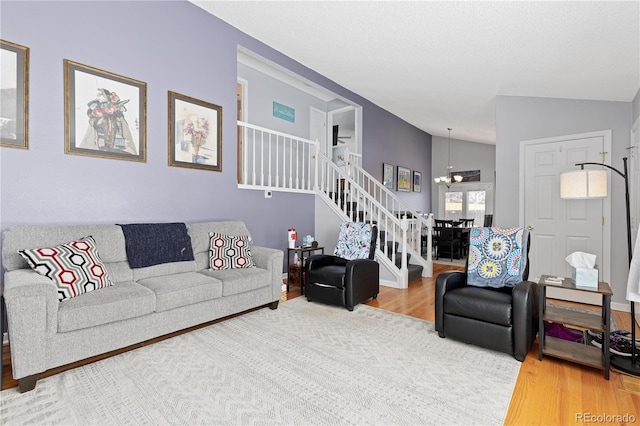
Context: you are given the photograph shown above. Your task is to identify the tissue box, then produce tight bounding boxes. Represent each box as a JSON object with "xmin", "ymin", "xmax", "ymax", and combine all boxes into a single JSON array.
[{"xmin": 572, "ymin": 267, "xmax": 599, "ymax": 289}]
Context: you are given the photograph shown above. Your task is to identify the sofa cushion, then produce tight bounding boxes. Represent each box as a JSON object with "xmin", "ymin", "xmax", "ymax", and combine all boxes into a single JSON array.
[
  {"xmin": 199, "ymin": 267, "xmax": 270, "ymax": 297},
  {"xmin": 132, "ymin": 260, "xmax": 198, "ymax": 281},
  {"xmin": 2, "ymin": 224, "xmax": 128, "ymax": 272},
  {"xmin": 208, "ymin": 232, "xmax": 255, "ymax": 270},
  {"xmin": 18, "ymin": 236, "xmax": 114, "ymax": 301},
  {"xmin": 137, "ymin": 272, "xmax": 223, "ymax": 312},
  {"xmin": 58, "ymin": 281, "xmax": 155, "ymax": 332}
]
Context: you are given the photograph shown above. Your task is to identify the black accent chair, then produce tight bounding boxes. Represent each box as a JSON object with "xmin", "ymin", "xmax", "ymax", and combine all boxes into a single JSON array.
[
  {"xmin": 306, "ymin": 222, "xmax": 379, "ymax": 311},
  {"xmin": 435, "ymin": 228, "xmax": 538, "ymax": 361}
]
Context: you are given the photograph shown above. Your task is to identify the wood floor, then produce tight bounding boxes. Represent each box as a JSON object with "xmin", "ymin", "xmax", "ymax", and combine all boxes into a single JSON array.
[{"xmin": 2, "ymin": 263, "xmax": 639, "ymax": 425}]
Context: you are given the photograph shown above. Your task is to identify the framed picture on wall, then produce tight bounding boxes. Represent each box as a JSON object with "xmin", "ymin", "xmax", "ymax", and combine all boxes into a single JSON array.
[
  {"xmin": 413, "ymin": 171, "xmax": 422, "ymax": 192},
  {"xmin": 168, "ymin": 91, "xmax": 222, "ymax": 172},
  {"xmin": 1, "ymin": 39, "xmax": 29, "ymax": 149},
  {"xmin": 382, "ymin": 163, "xmax": 394, "ymax": 189},
  {"xmin": 64, "ymin": 59, "xmax": 146, "ymax": 162},
  {"xmin": 397, "ymin": 166, "xmax": 411, "ymax": 192}
]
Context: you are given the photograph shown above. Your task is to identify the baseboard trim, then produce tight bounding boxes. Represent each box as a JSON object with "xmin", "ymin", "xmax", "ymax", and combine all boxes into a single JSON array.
[{"xmin": 380, "ymin": 279, "xmax": 401, "ymax": 289}]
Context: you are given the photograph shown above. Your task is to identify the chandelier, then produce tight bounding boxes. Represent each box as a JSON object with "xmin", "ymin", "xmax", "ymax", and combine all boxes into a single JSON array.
[{"xmin": 434, "ymin": 128, "xmax": 463, "ymax": 188}]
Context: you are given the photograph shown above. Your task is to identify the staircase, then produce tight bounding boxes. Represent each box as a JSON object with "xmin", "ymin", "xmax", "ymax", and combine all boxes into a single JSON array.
[{"xmin": 237, "ymin": 121, "xmax": 434, "ymax": 288}]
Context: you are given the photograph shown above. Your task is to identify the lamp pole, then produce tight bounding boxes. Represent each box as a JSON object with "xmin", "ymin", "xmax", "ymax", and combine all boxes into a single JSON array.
[{"xmin": 574, "ymin": 158, "xmax": 639, "ymax": 375}]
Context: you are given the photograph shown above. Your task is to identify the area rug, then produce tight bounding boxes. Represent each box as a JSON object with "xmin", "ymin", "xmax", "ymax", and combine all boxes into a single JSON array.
[{"xmin": 0, "ymin": 298, "xmax": 521, "ymax": 425}]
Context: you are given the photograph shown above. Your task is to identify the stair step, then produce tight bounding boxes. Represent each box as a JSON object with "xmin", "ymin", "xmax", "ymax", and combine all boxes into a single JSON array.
[{"xmin": 408, "ymin": 264, "xmax": 423, "ymax": 282}]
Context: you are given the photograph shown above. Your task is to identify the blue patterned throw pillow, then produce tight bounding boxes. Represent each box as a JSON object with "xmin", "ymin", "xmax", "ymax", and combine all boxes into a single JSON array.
[{"xmin": 467, "ymin": 227, "xmax": 529, "ymax": 288}]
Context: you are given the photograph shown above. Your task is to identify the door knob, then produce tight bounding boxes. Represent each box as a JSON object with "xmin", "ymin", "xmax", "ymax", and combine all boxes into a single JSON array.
[{"xmin": 526, "ymin": 225, "xmax": 534, "ymax": 230}]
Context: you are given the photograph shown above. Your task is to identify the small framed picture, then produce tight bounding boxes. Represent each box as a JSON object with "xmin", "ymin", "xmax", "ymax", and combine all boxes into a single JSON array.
[
  {"xmin": 382, "ymin": 163, "xmax": 394, "ymax": 189},
  {"xmin": 64, "ymin": 60, "xmax": 146, "ymax": 162},
  {"xmin": 413, "ymin": 171, "xmax": 422, "ymax": 192},
  {"xmin": 397, "ymin": 166, "xmax": 411, "ymax": 192},
  {"xmin": 1, "ymin": 39, "xmax": 29, "ymax": 149},
  {"xmin": 168, "ymin": 91, "xmax": 222, "ymax": 172}
]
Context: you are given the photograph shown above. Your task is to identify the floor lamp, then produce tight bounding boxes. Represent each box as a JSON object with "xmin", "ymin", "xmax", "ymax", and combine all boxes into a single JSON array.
[{"xmin": 560, "ymin": 157, "xmax": 639, "ymax": 376}]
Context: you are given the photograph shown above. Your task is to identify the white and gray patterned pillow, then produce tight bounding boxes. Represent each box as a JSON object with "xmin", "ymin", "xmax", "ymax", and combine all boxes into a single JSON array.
[
  {"xmin": 18, "ymin": 236, "xmax": 113, "ymax": 301},
  {"xmin": 208, "ymin": 232, "xmax": 255, "ymax": 270}
]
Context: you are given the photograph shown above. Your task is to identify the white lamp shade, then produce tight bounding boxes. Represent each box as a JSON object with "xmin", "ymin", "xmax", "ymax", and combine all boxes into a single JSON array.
[{"xmin": 560, "ymin": 169, "xmax": 608, "ymax": 199}]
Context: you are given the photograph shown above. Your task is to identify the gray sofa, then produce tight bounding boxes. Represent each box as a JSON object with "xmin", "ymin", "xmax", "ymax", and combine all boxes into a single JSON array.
[{"xmin": 2, "ymin": 221, "xmax": 283, "ymax": 392}]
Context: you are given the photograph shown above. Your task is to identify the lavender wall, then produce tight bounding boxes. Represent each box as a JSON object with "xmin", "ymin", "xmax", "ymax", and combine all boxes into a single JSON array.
[
  {"xmin": 362, "ymin": 113, "xmax": 432, "ymax": 213},
  {"xmin": 0, "ymin": 1, "xmax": 431, "ymax": 271}
]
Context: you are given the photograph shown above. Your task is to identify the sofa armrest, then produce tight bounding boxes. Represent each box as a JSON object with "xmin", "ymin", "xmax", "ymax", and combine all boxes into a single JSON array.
[
  {"xmin": 434, "ymin": 271, "xmax": 466, "ymax": 336},
  {"xmin": 344, "ymin": 259, "xmax": 379, "ymax": 310},
  {"xmin": 511, "ymin": 280, "xmax": 539, "ymax": 361},
  {"xmin": 4, "ymin": 269, "xmax": 59, "ymax": 380},
  {"xmin": 250, "ymin": 246, "xmax": 284, "ymax": 302}
]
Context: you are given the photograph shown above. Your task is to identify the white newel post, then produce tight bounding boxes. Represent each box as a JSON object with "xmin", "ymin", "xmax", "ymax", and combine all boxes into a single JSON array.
[
  {"xmin": 400, "ymin": 217, "xmax": 409, "ymax": 288},
  {"xmin": 425, "ymin": 213, "xmax": 433, "ymax": 277}
]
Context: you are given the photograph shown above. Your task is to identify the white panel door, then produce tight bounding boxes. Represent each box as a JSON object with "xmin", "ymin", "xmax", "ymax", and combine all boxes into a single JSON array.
[{"xmin": 522, "ymin": 134, "xmax": 607, "ymax": 287}]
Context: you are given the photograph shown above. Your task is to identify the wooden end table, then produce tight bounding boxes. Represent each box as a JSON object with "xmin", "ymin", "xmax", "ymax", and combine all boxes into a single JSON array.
[
  {"xmin": 538, "ymin": 275, "xmax": 612, "ymax": 380},
  {"xmin": 286, "ymin": 246, "xmax": 324, "ymax": 294}
]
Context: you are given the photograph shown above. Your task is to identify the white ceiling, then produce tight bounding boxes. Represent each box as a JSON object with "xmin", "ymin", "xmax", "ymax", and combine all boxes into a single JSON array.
[{"xmin": 191, "ymin": 1, "xmax": 640, "ymax": 144}]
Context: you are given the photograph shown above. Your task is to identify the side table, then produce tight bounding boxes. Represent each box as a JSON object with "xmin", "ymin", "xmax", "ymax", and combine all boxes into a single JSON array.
[
  {"xmin": 538, "ymin": 275, "xmax": 612, "ymax": 380},
  {"xmin": 287, "ymin": 246, "xmax": 324, "ymax": 294}
]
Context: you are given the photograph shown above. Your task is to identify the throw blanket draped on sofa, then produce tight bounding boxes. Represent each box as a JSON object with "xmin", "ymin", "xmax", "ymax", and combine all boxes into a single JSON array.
[{"xmin": 119, "ymin": 223, "xmax": 195, "ymax": 268}]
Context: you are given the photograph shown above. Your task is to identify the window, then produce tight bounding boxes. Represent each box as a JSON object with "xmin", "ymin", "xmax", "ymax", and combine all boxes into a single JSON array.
[{"xmin": 439, "ymin": 182, "xmax": 493, "ymax": 227}]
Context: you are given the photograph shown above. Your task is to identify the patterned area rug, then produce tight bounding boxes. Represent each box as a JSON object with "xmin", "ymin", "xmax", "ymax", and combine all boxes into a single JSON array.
[{"xmin": 0, "ymin": 298, "xmax": 521, "ymax": 425}]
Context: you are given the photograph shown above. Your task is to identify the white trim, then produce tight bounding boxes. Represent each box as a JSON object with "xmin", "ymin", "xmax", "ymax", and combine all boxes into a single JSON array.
[
  {"xmin": 237, "ymin": 77, "xmax": 249, "ymax": 122},
  {"xmin": 519, "ymin": 130, "xmax": 612, "ymax": 286},
  {"xmin": 379, "ymin": 278, "xmax": 402, "ymax": 289},
  {"xmin": 309, "ymin": 106, "xmax": 326, "ymax": 153}
]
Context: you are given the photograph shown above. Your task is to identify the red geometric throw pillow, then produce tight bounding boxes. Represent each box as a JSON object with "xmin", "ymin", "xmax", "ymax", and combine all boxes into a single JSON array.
[
  {"xmin": 208, "ymin": 232, "xmax": 255, "ymax": 270},
  {"xmin": 18, "ymin": 236, "xmax": 113, "ymax": 301}
]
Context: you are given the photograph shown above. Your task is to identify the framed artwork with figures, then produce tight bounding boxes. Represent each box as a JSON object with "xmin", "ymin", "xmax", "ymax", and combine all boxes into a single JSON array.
[{"xmin": 64, "ymin": 59, "xmax": 146, "ymax": 162}]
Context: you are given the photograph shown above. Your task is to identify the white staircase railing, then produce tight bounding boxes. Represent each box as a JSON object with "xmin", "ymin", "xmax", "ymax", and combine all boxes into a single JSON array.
[
  {"xmin": 314, "ymin": 150, "xmax": 414, "ymax": 285},
  {"xmin": 237, "ymin": 121, "xmax": 318, "ymax": 193},
  {"xmin": 343, "ymin": 149, "xmax": 433, "ymax": 276},
  {"xmin": 237, "ymin": 121, "xmax": 433, "ymax": 287}
]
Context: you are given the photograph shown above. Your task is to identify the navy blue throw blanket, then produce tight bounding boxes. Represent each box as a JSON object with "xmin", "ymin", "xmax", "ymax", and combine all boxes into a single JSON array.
[{"xmin": 119, "ymin": 223, "xmax": 195, "ymax": 268}]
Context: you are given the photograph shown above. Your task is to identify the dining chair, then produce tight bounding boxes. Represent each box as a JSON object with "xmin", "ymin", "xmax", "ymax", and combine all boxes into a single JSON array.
[
  {"xmin": 460, "ymin": 218, "xmax": 475, "ymax": 227},
  {"xmin": 435, "ymin": 227, "xmax": 462, "ymax": 261}
]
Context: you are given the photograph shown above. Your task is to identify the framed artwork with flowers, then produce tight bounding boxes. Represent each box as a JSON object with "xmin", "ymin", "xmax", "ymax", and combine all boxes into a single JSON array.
[
  {"xmin": 64, "ymin": 59, "xmax": 146, "ymax": 162},
  {"xmin": 168, "ymin": 91, "xmax": 222, "ymax": 172},
  {"xmin": 1, "ymin": 39, "xmax": 29, "ymax": 149}
]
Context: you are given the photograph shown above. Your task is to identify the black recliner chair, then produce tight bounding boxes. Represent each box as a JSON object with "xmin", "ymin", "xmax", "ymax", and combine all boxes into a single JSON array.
[
  {"xmin": 305, "ymin": 222, "xmax": 379, "ymax": 311},
  {"xmin": 435, "ymin": 227, "xmax": 538, "ymax": 361}
]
